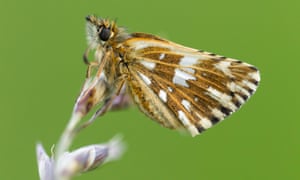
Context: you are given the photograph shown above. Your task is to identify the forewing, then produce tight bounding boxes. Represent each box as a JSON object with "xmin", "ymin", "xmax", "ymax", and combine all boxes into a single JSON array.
[{"xmin": 123, "ymin": 33, "xmax": 260, "ymax": 136}]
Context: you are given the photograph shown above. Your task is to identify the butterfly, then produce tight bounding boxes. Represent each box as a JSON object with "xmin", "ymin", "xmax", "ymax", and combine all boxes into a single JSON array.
[{"xmin": 74, "ymin": 15, "xmax": 260, "ymax": 137}]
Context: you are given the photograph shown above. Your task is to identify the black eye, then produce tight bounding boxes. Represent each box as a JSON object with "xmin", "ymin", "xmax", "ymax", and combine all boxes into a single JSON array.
[{"xmin": 99, "ymin": 27, "xmax": 111, "ymax": 41}]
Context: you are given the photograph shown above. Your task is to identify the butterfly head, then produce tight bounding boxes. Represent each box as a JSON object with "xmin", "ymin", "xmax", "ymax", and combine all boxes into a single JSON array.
[{"xmin": 85, "ymin": 15, "xmax": 116, "ymax": 46}]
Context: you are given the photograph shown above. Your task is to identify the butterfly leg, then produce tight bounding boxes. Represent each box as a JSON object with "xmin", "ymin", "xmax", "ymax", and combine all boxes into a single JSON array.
[
  {"xmin": 84, "ymin": 46, "xmax": 109, "ymax": 79},
  {"xmin": 85, "ymin": 61, "xmax": 100, "ymax": 78}
]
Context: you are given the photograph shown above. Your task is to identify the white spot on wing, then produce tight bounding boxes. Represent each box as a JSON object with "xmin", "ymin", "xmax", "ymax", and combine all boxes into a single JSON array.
[
  {"xmin": 140, "ymin": 60, "xmax": 156, "ymax": 70},
  {"xmin": 214, "ymin": 61, "xmax": 233, "ymax": 77},
  {"xmin": 159, "ymin": 90, "xmax": 167, "ymax": 102},
  {"xmin": 138, "ymin": 72, "xmax": 151, "ymax": 85},
  {"xmin": 178, "ymin": 110, "xmax": 189, "ymax": 125},
  {"xmin": 159, "ymin": 54, "xmax": 165, "ymax": 60},
  {"xmin": 179, "ymin": 56, "xmax": 199, "ymax": 66},
  {"xmin": 188, "ymin": 126, "xmax": 199, "ymax": 137},
  {"xmin": 248, "ymin": 71, "xmax": 260, "ymax": 81},
  {"xmin": 227, "ymin": 82, "xmax": 250, "ymax": 97},
  {"xmin": 195, "ymin": 113, "xmax": 212, "ymax": 129},
  {"xmin": 201, "ymin": 118, "xmax": 213, "ymax": 129},
  {"xmin": 131, "ymin": 41, "xmax": 152, "ymax": 50},
  {"xmin": 173, "ymin": 68, "xmax": 196, "ymax": 87},
  {"xmin": 207, "ymin": 86, "xmax": 236, "ymax": 111},
  {"xmin": 207, "ymin": 87, "xmax": 232, "ymax": 102},
  {"xmin": 179, "ymin": 56, "xmax": 198, "ymax": 74},
  {"xmin": 183, "ymin": 67, "xmax": 195, "ymax": 74},
  {"xmin": 242, "ymin": 80, "xmax": 257, "ymax": 91},
  {"xmin": 167, "ymin": 86, "xmax": 173, "ymax": 92},
  {"xmin": 235, "ymin": 94, "xmax": 245, "ymax": 104},
  {"xmin": 181, "ymin": 99, "xmax": 191, "ymax": 112},
  {"xmin": 211, "ymin": 108, "xmax": 225, "ymax": 120},
  {"xmin": 131, "ymin": 41, "xmax": 170, "ymax": 51},
  {"xmin": 227, "ymin": 82, "xmax": 236, "ymax": 91},
  {"xmin": 178, "ymin": 110, "xmax": 198, "ymax": 137}
]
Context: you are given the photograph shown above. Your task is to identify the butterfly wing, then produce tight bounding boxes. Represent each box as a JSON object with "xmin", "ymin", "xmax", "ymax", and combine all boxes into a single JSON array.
[{"xmin": 122, "ymin": 33, "xmax": 260, "ymax": 136}]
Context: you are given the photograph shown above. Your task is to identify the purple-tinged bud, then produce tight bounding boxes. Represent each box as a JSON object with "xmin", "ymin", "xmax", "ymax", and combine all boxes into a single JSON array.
[{"xmin": 55, "ymin": 136, "xmax": 125, "ymax": 179}]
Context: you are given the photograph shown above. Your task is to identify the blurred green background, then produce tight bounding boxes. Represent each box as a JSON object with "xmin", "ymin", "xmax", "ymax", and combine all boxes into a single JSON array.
[{"xmin": 1, "ymin": 0, "xmax": 299, "ymax": 179}]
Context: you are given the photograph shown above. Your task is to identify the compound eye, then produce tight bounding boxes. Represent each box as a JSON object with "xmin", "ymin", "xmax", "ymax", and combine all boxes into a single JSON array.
[{"xmin": 99, "ymin": 27, "xmax": 111, "ymax": 41}]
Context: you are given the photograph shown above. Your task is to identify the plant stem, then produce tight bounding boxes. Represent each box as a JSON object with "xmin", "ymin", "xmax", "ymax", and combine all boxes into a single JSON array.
[{"xmin": 54, "ymin": 112, "xmax": 83, "ymax": 180}]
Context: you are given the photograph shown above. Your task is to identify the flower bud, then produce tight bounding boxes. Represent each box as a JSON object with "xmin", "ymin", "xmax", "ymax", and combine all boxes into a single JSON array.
[
  {"xmin": 74, "ymin": 74, "xmax": 109, "ymax": 116},
  {"xmin": 55, "ymin": 136, "xmax": 125, "ymax": 179}
]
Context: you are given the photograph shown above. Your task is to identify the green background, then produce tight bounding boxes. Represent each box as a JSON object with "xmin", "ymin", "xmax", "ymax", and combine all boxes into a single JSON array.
[{"xmin": 1, "ymin": 0, "xmax": 299, "ymax": 179}]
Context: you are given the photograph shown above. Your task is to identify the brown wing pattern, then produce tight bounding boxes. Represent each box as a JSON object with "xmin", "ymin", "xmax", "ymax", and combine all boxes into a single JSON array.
[{"xmin": 122, "ymin": 33, "xmax": 260, "ymax": 136}]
